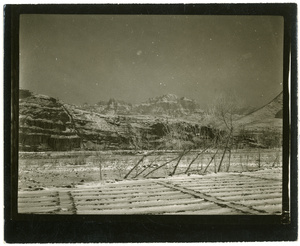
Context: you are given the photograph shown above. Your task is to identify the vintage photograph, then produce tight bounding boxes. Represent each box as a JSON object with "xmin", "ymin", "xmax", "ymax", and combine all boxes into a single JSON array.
[{"xmin": 18, "ymin": 14, "xmax": 285, "ymax": 215}]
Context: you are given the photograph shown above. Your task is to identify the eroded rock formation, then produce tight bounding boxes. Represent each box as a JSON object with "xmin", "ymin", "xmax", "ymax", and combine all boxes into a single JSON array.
[
  {"xmin": 19, "ymin": 90, "xmax": 208, "ymax": 151},
  {"xmin": 19, "ymin": 90, "xmax": 283, "ymax": 151},
  {"xmin": 19, "ymin": 91, "xmax": 81, "ymax": 151}
]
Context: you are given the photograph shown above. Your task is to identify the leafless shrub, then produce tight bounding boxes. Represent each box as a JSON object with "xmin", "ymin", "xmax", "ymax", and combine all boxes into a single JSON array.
[{"xmin": 203, "ymin": 93, "xmax": 242, "ymax": 173}]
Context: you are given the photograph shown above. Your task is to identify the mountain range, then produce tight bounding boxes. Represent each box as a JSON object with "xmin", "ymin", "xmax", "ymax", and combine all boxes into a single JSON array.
[
  {"xmin": 18, "ymin": 89, "xmax": 283, "ymax": 151},
  {"xmin": 81, "ymin": 93, "xmax": 204, "ymax": 117}
]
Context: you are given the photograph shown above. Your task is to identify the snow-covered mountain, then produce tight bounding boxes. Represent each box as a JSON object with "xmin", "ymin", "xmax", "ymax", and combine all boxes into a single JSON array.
[
  {"xmin": 83, "ymin": 94, "xmax": 203, "ymax": 117},
  {"xmin": 133, "ymin": 94, "xmax": 201, "ymax": 116}
]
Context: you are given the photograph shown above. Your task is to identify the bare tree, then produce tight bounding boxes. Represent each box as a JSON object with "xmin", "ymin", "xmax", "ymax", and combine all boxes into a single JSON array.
[
  {"xmin": 161, "ymin": 120, "xmax": 188, "ymax": 150},
  {"xmin": 205, "ymin": 93, "xmax": 242, "ymax": 172},
  {"xmin": 137, "ymin": 119, "xmax": 194, "ymax": 178}
]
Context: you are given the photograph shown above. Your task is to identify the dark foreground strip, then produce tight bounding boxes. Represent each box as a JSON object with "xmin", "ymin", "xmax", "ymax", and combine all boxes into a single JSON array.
[{"xmin": 156, "ymin": 181, "xmax": 268, "ymax": 215}]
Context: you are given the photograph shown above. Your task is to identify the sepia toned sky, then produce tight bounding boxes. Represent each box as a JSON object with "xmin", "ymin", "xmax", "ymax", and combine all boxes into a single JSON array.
[{"xmin": 20, "ymin": 14, "xmax": 284, "ymax": 108}]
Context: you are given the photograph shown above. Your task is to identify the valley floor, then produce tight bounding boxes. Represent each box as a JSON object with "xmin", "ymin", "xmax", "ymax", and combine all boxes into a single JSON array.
[{"xmin": 18, "ymin": 168, "xmax": 282, "ymax": 215}]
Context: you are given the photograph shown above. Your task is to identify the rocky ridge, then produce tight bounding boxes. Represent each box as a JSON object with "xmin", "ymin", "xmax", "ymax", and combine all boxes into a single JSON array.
[
  {"xmin": 236, "ymin": 92, "xmax": 283, "ymax": 133},
  {"xmin": 81, "ymin": 93, "xmax": 203, "ymax": 117},
  {"xmin": 19, "ymin": 90, "xmax": 209, "ymax": 151},
  {"xmin": 19, "ymin": 89, "xmax": 81, "ymax": 151},
  {"xmin": 19, "ymin": 89, "xmax": 283, "ymax": 151}
]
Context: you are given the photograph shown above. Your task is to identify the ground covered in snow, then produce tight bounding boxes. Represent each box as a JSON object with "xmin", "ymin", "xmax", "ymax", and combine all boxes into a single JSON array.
[
  {"xmin": 18, "ymin": 150, "xmax": 283, "ymax": 215},
  {"xmin": 18, "ymin": 149, "xmax": 282, "ymax": 191}
]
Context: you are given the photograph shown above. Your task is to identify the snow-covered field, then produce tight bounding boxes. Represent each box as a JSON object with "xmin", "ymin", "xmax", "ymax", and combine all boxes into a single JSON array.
[
  {"xmin": 18, "ymin": 168, "xmax": 282, "ymax": 215},
  {"xmin": 18, "ymin": 150, "xmax": 283, "ymax": 215},
  {"xmin": 18, "ymin": 149, "xmax": 282, "ymax": 190}
]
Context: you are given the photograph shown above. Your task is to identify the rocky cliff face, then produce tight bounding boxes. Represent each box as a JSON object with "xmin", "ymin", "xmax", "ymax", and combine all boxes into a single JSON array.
[
  {"xmin": 19, "ymin": 90, "xmax": 209, "ymax": 151},
  {"xmin": 63, "ymin": 104, "xmax": 210, "ymax": 151},
  {"xmin": 19, "ymin": 89, "xmax": 283, "ymax": 151},
  {"xmin": 19, "ymin": 90, "xmax": 81, "ymax": 151}
]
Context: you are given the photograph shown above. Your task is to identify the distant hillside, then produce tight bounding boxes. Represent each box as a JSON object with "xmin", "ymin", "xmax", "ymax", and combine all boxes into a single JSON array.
[
  {"xmin": 81, "ymin": 93, "xmax": 204, "ymax": 117},
  {"xmin": 236, "ymin": 92, "xmax": 283, "ymax": 133}
]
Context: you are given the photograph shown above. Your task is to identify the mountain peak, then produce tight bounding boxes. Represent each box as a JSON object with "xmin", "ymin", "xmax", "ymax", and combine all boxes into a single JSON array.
[{"xmin": 148, "ymin": 94, "xmax": 179, "ymax": 103}]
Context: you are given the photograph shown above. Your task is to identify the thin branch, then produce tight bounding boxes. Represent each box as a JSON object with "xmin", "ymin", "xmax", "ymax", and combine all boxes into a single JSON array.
[
  {"xmin": 203, "ymin": 147, "xmax": 219, "ymax": 173},
  {"xmin": 123, "ymin": 155, "xmax": 145, "ymax": 179},
  {"xmin": 171, "ymin": 149, "xmax": 191, "ymax": 176},
  {"xmin": 217, "ymin": 129, "xmax": 232, "ymax": 172},
  {"xmin": 220, "ymin": 110, "xmax": 231, "ymax": 132},
  {"xmin": 185, "ymin": 145, "xmax": 212, "ymax": 174},
  {"xmin": 124, "ymin": 149, "xmax": 159, "ymax": 179},
  {"xmin": 133, "ymin": 155, "xmax": 162, "ymax": 178},
  {"xmin": 144, "ymin": 153, "xmax": 182, "ymax": 178}
]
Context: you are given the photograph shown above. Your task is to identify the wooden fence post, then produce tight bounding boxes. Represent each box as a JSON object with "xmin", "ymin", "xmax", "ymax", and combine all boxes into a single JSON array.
[
  {"xmin": 226, "ymin": 149, "xmax": 231, "ymax": 172},
  {"xmin": 99, "ymin": 162, "xmax": 102, "ymax": 181},
  {"xmin": 240, "ymin": 155, "xmax": 243, "ymax": 171},
  {"xmin": 214, "ymin": 156, "xmax": 216, "ymax": 173},
  {"xmin": 203, "ymin": 148, "xmax": 219, "ymax": 173},
  {"xmin": 246, "ymin": 155, "xmax": 249, "ymax": 170},
  {"xmin": 258, "ymin": 148, "xmax": 261, "ymax": 168}
]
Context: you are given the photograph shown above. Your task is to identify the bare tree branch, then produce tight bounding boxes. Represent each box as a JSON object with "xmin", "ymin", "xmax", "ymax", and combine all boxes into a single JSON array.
[
  {"xmin": 171, "ymin": 149, "xmax": 192, "ymax": 176},
  {"xmin": 185, "ymin": 145, "xmax": 212, "ymax": 174},
  {"xmin": 133, "ymin": 154, "xmax": 162, "ymax": 178},
  {"xmin": 144, "ymin": 153, "xmax": 182, "ymax": 178},
  {"xmin": 203, "ymin": 147, "xmax": 220, "ymax": 173},
  {"xmin": 124, "ymin": 148, "xmax": 160, "ymax": 179}
]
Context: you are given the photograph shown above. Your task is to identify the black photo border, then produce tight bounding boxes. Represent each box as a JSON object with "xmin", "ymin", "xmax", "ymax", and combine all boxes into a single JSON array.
[{"xmin": 4, "ymin": 3, "xmax": 298, "ymax": 243}]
